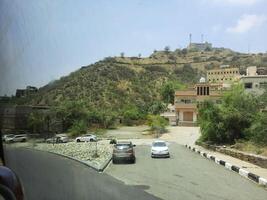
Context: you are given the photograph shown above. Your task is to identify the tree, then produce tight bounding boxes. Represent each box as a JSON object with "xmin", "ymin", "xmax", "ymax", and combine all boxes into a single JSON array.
[
  {"xmin": 138, "ymin": 53, "xmax": 141, "ymax": 58},
  {"xmin": 148, "ymin": 101, "xmax": 166, "ymax": 115},
  {"xmin": 198, "ymin": 85, "xmax": 261, "ymax": 144},
  {"xmin": 27, "ymin": 111, "xmax": 47, "ymax": 134},
  {"xmin": 120, "ymin": 52, "xmax": 125, "ymax": 58},
  {"xmin": 160, "ymin": 81, "xmax": 185, "ymax": 104},
  {"xmin": 164, "ymin": 46, "xmax": 170, "ymax": 53},
  {"xmin": 54, "ymin": 100, "xmax": 89, "ymax": 131},
  {"xmin": 147, "ymin": 115, "xmax": 168, "ymax": 137},
  {"xmin": 68, "ymin": 120, "xmax": 87, "ymax": 137}
]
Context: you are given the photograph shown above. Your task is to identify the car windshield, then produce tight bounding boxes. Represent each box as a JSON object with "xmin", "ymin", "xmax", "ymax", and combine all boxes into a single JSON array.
[
  {"xmin": 153, "ymin": 142, "xmax": 166, "ymax": 147},
  {"xmin": 115, "ymin": 144, "xmax": 131, "ymax": 149}
]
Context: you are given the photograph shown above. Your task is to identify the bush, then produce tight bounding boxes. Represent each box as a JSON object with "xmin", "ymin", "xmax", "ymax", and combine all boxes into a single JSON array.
[
  {"xmin": 68, "ymin": 120, "xmax": 87, "ymax": 137},
  {"xmin": 245, "ymin": 112, "xmax": 267, "ymax": 145},
  {"xmin": 147, "ymin": 115, "xmax": 168, "ymax": 135},
  {"xmin": 198, "ymin": 85, "xmax": 262, "ymax": 145}
]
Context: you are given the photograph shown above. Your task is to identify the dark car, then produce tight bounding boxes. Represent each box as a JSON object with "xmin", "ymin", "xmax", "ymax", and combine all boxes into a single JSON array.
[{"xmin": 112, "ymin": 141, "xmax": 136, "ymax": 164}]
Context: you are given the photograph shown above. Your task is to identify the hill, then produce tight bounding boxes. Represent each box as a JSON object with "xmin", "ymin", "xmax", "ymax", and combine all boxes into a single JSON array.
[{"xmin": 9, "ymin": 47, "xmax": 267, "ymax": 129}]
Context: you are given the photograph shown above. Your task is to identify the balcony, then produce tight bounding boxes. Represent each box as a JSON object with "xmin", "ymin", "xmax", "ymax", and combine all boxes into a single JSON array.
[{"xmin": 175, "ymin": 103, "xmax": 197, "ymax": 109}]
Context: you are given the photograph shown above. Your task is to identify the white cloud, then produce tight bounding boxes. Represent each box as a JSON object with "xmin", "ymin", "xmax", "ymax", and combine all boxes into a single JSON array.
[{"xmin": 226, "ymin": 14, "xmax": 267, "ymax": 33}]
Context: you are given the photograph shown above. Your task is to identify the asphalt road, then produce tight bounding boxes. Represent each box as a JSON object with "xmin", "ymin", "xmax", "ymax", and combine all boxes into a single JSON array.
[
  {"xmin": 106, "ymin": 143, "xmax": 267, "ymax": 200},
  {"xmin": 4, "ymin": 147, "xmax": 161, "ymax": 200}
]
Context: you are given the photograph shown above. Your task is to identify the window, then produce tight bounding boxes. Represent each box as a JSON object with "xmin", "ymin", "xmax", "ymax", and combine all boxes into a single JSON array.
[
  {"xmin": 244, "ymin": 82, "xmax": 252, "ymax": 89},
  {"xmin": 260, "ymin": 82, "xmax": 267, "ymax": 88}
]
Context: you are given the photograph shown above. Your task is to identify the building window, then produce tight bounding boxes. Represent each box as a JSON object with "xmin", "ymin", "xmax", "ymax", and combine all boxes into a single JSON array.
[
  {"xmin": 259, "ymin": 82, "xmax": 267, "ymax": 88},
  {"xmin": 244, "ymin": 82, "xmax": 253, "ymax": 89},
  {"xmin": 197, "ymin": 87, "xmax": 200, "ymax": 95},
  {"xmin": 207, "ymin": 87, "xmax": 209, "ymax": 95},
  {"xmin": 200, "ymin": 87, "xmax": 203, "ymax": 95}
]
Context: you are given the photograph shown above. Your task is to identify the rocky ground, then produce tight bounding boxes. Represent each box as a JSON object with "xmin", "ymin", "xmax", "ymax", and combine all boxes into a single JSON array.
[{"xmin": 7, "ymin": 140, "xmax": 113, "ymax": 168}]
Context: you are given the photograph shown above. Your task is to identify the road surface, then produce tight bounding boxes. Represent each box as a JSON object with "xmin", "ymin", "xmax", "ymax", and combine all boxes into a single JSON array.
[
  {"xmin": 4, "ymin": 147, "xmax": 161, "ymax": 200},
  {"xmin": 106, "ymin": 143, "xmax": 267, "ymax": 200}
]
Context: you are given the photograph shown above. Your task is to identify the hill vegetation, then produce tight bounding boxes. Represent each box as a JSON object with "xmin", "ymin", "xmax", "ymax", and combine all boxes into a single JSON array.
[{"xmin": 9, "ymin": 47, "xmax": 267, "ymax": 133}]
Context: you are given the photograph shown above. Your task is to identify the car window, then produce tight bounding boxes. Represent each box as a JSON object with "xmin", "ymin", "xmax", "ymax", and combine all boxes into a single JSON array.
[
  {"xmin": 115, "ymin": 144, "xmax": 131, "ymax": 149},
  {"xmin": 153, "ymin": 142, "xmax": 166, "ymax": 147}
]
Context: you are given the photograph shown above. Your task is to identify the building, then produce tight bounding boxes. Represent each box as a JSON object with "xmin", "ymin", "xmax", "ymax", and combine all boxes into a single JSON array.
[
  {"xmin": 160, "ymin": 104, "xmax": 177, "ymax": 126},
  {"xmin": 0, "ymin": 105, "xmax": 62, "ymax": 134},
  {"xmin": 187, "ymin": 42, "xmax": 212, "ymax": 51},
  {"xmin": 207, "ymin": 67, "xmax": 240, "ymax": 83},
  {"xmin": 174, "ymin": 79, "xmax": 225, "ymax": 126},
  {"xmin": 16, "ymin": 86, "xmax": 38, "ymax": 98},
  {"xmin": 239, "ymin": 67, "xmax": 267, "ymax": 95}
]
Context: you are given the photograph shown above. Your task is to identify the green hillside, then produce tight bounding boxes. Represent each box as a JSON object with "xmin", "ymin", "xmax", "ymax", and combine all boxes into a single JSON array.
[{"xmin": 9, "ymin": 48, "xmax": 267, "ymax": 131}]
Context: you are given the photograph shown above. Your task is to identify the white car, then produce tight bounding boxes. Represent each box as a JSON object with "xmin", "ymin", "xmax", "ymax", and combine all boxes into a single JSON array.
[
  {"xmin": 5, "ymin": 135, "xmax": 27, "ymax": 143},
  {"xmin": 151, "ymin": 140, "xmax": 170, "ymax": 158},
  {"xmin": 75, "ymin": 134, "xmax": 97, "ymax": 142},
  {"xmin": 46, "ymin": 135, "xmax": 69, "ymax": 143},
  {"xmin": 2, "ymin": 134, "xmax": 15, "ymax": 142}
]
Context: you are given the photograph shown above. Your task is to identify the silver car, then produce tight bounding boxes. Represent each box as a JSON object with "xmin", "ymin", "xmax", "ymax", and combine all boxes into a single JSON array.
[{"xmin": 5, "ymin": 135, "xmax": 27, "ymax": 143}]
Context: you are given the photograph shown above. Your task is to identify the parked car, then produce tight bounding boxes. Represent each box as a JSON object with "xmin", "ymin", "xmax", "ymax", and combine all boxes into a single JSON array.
[
  {"xmin": 75, "ymin": 134, "xmax": 97, "ymax": 142},
  {"xmin": 151, "ymin": 140, "xmax": 170, "ymax": 158},
  {"xmin": 2, "ymin": 134, "xmax": 15, "ymax": 142},
  {"xmin": 112, "ymin": 141, "xmax": 136, "ymax": 164},
  {"xmin": 5, "ymin": 135, "xmax": 27, "ymax": 143},
  {"xmin": 46, "ymin": 135, "xmax": 69, "ymax": 143}
]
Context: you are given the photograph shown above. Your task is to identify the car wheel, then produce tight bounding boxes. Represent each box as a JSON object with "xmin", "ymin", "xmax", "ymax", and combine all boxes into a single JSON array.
[
  {"xmin": 132, "ymin": 158, "xmax": 136, "ymax": 164},
  {"xmin": 112, "ymin": 158, "xmax": 117, "ymax": 164},
  {"xmin": 76, "ymin": 139, "xmax": 80, "ymax": 143},
  {"xmin": 22, "ymin": 139, "xmax": 26, "ymax": 142},
  {"xmin": 90, "ymin": 139, "xmax": 94, "ymax": 142}
]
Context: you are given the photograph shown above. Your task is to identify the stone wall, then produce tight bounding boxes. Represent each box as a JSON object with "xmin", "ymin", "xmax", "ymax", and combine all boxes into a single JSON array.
[
  {"xmin": 217, "ymin": 148, "xmax": 267, "ymax": 169},
  {"xmin": 197, "ymin": 141, "xmax": 267, "ymax": 168}
]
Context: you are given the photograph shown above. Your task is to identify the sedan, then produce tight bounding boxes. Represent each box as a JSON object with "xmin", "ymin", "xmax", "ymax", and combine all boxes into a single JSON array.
[
  {"xmin": 151, "ymin": 140, "xmax": 170, "ymax": 158},
  {"xmin": 75, "ymin": 134, "xmax": 97, "ymax": 142}
]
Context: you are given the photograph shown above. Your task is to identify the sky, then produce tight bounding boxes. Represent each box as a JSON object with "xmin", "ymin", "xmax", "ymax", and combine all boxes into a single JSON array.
[{"xmin": 0, "ymin": 0, "xmax": 267, "ymax": 96}]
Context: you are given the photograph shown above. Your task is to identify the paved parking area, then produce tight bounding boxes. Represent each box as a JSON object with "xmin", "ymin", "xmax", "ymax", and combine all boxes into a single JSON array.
[{"xmin": 106, "ymin": 143, "xmax": 267, "ymax": 200}]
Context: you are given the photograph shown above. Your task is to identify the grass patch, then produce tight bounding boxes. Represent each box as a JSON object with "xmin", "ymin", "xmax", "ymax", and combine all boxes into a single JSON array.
[{"xmin": 232, "ymin": 141, "xmax": 267, "ymax": 157}]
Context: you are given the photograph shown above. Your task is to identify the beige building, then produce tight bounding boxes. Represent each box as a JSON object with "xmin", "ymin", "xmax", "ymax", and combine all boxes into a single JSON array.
[
  {"xmin": 175, "ymin": 82, "xmax": 224, "ymax": 126},
  {"xmin": 160, "ymin": 104, "xmax": 177, "ymax": 126},
  {"xmin": 207, "ymin": 67, "xmax": 240, "ymax": 83}
]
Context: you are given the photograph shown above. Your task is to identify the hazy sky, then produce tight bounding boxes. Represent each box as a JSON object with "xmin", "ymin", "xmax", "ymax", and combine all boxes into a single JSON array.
[{"xmin": 0, "ymin": 0, "xmax": 267, "ymax": 95}]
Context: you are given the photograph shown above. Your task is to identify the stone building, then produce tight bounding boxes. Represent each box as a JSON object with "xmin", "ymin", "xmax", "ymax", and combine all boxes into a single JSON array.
[
  {"xmin": 174, "ymin": 79, "xmax": 226, "ymax": 126},
  {"xmin": 207, "ymin": 67, "xmax": 240, "ymax": 83}
]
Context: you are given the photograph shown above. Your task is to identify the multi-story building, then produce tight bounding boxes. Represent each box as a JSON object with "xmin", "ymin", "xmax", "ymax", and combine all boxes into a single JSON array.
[
  {"xmin": 207, "ymin": 67, "xmax": 240, "ymax": 83},
  {"xmin": 16, "ymin": 86, "xmax": 38, "ymax": 98},
  {"xmin": 174, "ymin": 79, "xmax": 225, "ymax": 126},
  {"xmin": 240, "ymin": 66, "xmax": 267, "ymax": 95},
  {"xmin": 187, "ymin": 42, "xmax": 212, "ymax": 51}
]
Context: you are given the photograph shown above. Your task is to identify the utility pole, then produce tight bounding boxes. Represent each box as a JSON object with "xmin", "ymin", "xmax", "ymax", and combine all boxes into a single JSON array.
[{"xmin": 189, "ymin": 33, "xmax": 192, "ymax": 45}]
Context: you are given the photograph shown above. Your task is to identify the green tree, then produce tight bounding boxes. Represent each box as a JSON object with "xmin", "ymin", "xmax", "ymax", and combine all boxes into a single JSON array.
[
  {"xmin": 27, "ymin": 111, "xmax": 49, "ymax": 134},
  {"xmin": 54, "ymin": 100, "xmax": 89, "ymax": 131},
  {"xmin": 161, "ymin": 81, "xmax": 185, "ymax": 104},
  {"xmin": 68, "ymin": 120, "xmax": 87, "ymax": 137},
  {"xmin": 198, "ymin": 85, "xmax": 261, "ymax": 144},
  {"xmin": 147, "ymin": 115, "xmax": 168, "ymax": 137}
]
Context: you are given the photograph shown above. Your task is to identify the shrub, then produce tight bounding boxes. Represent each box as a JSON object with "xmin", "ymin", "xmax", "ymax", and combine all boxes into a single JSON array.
[
  {"xmin": 68, "ymin": 120, "xmax": 87, "ymax": 137},
  {"xmin": 147, "ymin": 115, "xmax": 168, "ymax": 135}
]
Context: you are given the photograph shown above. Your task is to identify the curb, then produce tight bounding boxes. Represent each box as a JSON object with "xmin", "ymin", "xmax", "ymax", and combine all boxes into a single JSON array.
[
  {"xmin": 185, "ymin": 144, "xmax": 267, "ymax": 187},
  {"xmin": 22, "ymin": 147, "xmax": 112, "ymax": 172}
]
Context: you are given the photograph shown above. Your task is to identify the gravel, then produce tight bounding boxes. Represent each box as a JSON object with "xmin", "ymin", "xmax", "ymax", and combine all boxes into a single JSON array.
[{"xmin": 9, "ymin": 140, "xmax": 113, "ymax": 168}]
